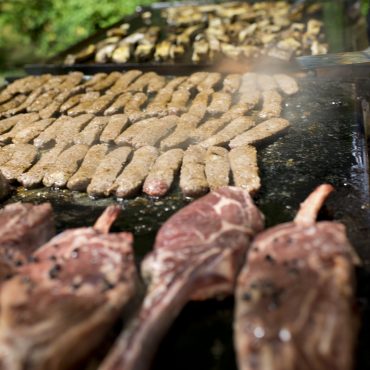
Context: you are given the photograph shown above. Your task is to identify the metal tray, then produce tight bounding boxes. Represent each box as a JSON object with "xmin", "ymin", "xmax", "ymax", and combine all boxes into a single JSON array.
[
  {"xmin": 3, "ymin": 76, "xmax": 370, "ymax": 369},
  {"xmin": 24, "ymin": 0, "xmax": 368, "ymax": 76}
]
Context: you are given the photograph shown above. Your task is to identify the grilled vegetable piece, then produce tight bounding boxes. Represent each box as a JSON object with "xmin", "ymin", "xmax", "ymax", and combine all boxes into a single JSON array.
[
  {"xmin": 100, "ymin": 187, "xmax": 264, "ymax": 370},
  {"xmin": 235, "ymin": 184, "xmax": 358, "ymax": 370},
  {"xmin": 0, "ymin": 206, "xmax": 138, "ymax": 370},
  {"xmin": 0, "ymin": 202, "xmax": 54, "ymax": 278}
]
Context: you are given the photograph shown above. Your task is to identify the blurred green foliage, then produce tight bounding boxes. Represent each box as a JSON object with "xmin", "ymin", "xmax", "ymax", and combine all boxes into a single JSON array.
[{"xmin": 0, "ymin": 0, "xmax": 155, "ymax": 71}]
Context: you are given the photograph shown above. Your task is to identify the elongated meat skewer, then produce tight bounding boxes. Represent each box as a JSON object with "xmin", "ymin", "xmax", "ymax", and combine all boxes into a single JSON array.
[
  {"xmin": 205, "ymin": 146, "xmax": 230, "ymax": 190},
  {"xmin": 234, "ymin": 184, "xmax": 359, "ymax": 370},
  {"xmin": 0, "ymin": 206, "xmax": 138, "ymax": 370},
  {"xmin": 100, "ymin": 187, "xmax": 264, "ymax": 370},
  {"xmin": 180, "ymin": 145, "xmax": 208, "ymax": 197},
  {"xmin": 87, "ymin": 146, "xmax": 132, "ymax": 198},
  {"xmin": 229, "ymin": 118, "xmax": 290, "ymax": 148},
  {"xmin": 143, "ymin": 149, "xmax": 184, "ymax": 197}
]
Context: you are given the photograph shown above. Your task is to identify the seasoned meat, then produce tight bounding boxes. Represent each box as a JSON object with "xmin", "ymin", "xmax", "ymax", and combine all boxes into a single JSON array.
[
  {"xmin": 104, "ymin": 93, "xmax": 132, "ymax": 116},
  {"xmin": 74, "ymin": 116, "xmax": 109, "ymax": 146},
  {"xmin": 87, "ymin": 146, "xmax": 132, "ymax": 197},
  {"xmin": 106, "ymin": 70, "xmax": 142, "ymax": 95},
  {"xmin": 100, "ymin": 114, "xmax": 129, "ymax": 143},
  {"xmin": 43, "ymin": 144, "xmax": 89, "ymax": 188},
  {"xmin": 0, "ymin": 94, "xmax": 27, "ymax": 117},
  {"xmin": 180, "ymin": 145, "xmax": 208, "ymax": 197},
  {"xmin": 125, "ymin": 92, "xmax": 147, "ymax": 122},
  {"xmin": 207, "ymin": 91, "xmax": 232, "ymax": 115},
  {"xmin": 205, "ymin": 146, "xmax": 230, "ymax": 190},
  {"xmin": 160, "ymin": 113, "xmax": 201, "ymax": 151},
  {"xmin": 164, "ymin": 76, "xmax": 187, "ymax": 91},
  {"xmin": 192, "ymin": 114, "xmax": 231, "ymax": 143},
  {"xmin": 38, "ymin": 91, "xmax": 70, "ymax": 119},
  {"xmin": 18, "ymin": 144, "xmax": 68, "ymax": 188},
  {"xmin": 167, "ymin": 89, "xmax": 191, "ymax": 115},
  {"xmin": 67, "ymin": 144, "xmax": 108, "ymax": 192},
  {"xmin": 188, "ymin": 90, "xmax": 211, "ymax": 119},
  {"xmin": 259, "ymin": 90, "xmax": 283, "ymax": 119},
  {"xmin": 85, "ymin": 94, "xmax": 117, "ymax": 115},
  {"xmin": 147, "ymin": 74, "xmax": 166, "ymax": 94},
  {"xmin": 0, "ymin": 206, "xmax": 138, "ymax": 370},
  {"xmin": 86, "ymin": 71, "xmax": 122, "ymax": 92},
  {"xmin": 0, "ymin": 202, "xmax": 54, "ymax": 277},
  {"xmin": 112, "ymin": 146, "xmax": 159, "ymax": 198},
  {"xmin": 100, "ymin": 187, "xmax": 264, "ymax": 370},
  {"xmin": 145, "ymin": 89, "xmax": 173, "ymax": 117},
  {"xmin": 200, "ymin": 116, "xmax": 255, "ymax": 148},
  {"xmin": 82, "ymin": 73, "xmax": 107, "ymax": 90},
  {"xmin": 234, "ymin": 185, "xmax": 358, "ymax": 370},
  {"xmin": 67, "ymin": 92, "xmax": 100, "ymax": 117},
  {"xmin": 12, "ymin": 118, "xmax": 55, "ymax": 144},
  {"xmin": 59, "ymin": 93, "xmax": 84, "ymax": 113},
  {"xmin": 273, "ymin": 73, "xmax": 299, "ymax": 95},
  {"xmin": 27, "ymin": 89, "xmax": 60, "ymax": 113},
  {"xmin": 257, "ymin": 74, "xmax": 278, "ymax": 91},
  {"xmin": 0, "ymin": 170, "xmax": 10, "ymax": 200},
  {"xmin": 198, "ymin": 72, "xmax": 222, "ymax": 91},
  {"xmin": 131, "ymin": 115, "xmax": 179, "ymax": 148},
  {"xmin": 0, "ymin": 113, "xmax": 39, "ymax": 136},
  {"xmin": 143, "ymin": 149, "xmax": 184, "ymax": 196},
  {"xmin": 0, "ymin": 143, "xmax": 38, "ymax": 181},
  {"xmin": 115, "ymin": 117, "xmax": 157, "ymax": 146},
  {"xmin": 179, "ymin": 72, "xmax": 208, "ymax": 91},
  {"xmin": 223, "ymin": 74, "xmax": 241, "ymax": 93},
  {"xmin": 229, "ymin": 145, "xmax": 260, "ymax": 194},
  {"xmin": 5, "ymin": 88, "xmax": 44, "ymax": 116},
  {"xmin": 55, "ymin": 114, "xmax": 94, "ymax": 145},
  {"xmin": 230, "ymin": 118, "xmax": 290, "ymax": 147},
  {"xmin": 33, "ymin": 116, "xmax": 73, "ymax": 149},
  {"xmin": 127, "ymin": 72, "xmax": 159, "ymax": 92},
  {"xmin": 238, "ymin": 73, "xmax": 261, "ymax": 109},
  {"xmin": 58, "ymin": 72, "xmax": 84, "ymax": 90}
]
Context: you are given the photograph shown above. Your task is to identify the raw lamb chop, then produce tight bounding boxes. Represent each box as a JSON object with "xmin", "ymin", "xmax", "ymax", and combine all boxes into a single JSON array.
[
  {"xmin": 0, "ymin": 202, "xmax": 54, "ymax": 278},
  {"xmin": 234, "ymin": 184, "xmax": 359, "ymax": 370},
  {"xmin": 100, "ymin": 186, "xmax": 264, "ymax": 370},
  {"xmin": 0, "ymin": 205, "xmax": 138, "ymax": 370}
]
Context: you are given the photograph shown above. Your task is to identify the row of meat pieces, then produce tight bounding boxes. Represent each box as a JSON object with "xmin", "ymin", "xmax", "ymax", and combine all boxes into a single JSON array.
[
  {"xmin": 0, "ymin": 73, "xmax": 296, "ymax": 153},
  {"xmin": 0, "ymin": 184, "xmax": 358, "ymax": 370},
  {"xmin": 0, "ymin": 142, "xmax": 262, "ymax": 198},
  {"xmin": 0, "ymin": 71, "xmax": 299, "ymax": 121}
]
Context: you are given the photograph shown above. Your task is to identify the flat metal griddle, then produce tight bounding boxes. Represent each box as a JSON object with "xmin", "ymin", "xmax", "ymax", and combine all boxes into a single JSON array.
[
  {"xmin": 24, "ymin": 0, "xmax": 367, "ymax": 76},
  {"xmin": 3, "ymin": 76, "xmax": 370, "ymax": 369}
]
